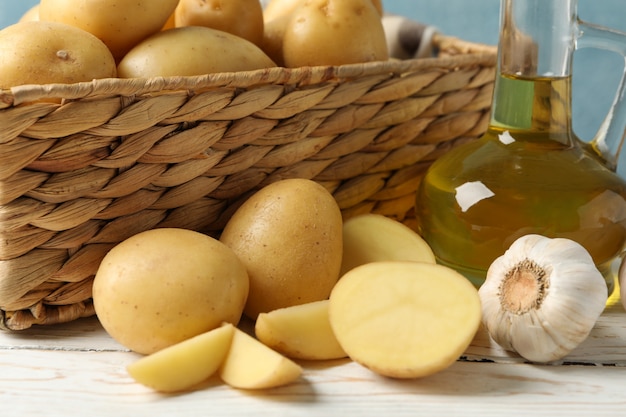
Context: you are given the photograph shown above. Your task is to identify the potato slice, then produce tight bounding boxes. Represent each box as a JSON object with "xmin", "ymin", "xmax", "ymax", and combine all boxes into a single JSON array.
[
  {"xmin": 126, "ymin": 324, "xmax": 234, "ymax": 392},
  {"xmin": 219, "ymin": 327, "xmax": 302, "ymax": 389},
  {"xmin": 341, "ymin": 214, "xmax": 436, "ymax": 276},
  {"xmin": 329, "ymin": 262, "xmax": 481, "ymax": 379},
  {"xmin": 255, "ymin": 300, "xmax": 347, "ymax": 361}
]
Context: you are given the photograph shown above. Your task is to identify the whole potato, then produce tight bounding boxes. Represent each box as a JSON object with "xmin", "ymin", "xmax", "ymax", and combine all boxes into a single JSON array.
[
  {"xmin": 117, "ymin": 26, "xmax": 276, "ymax": 78},
  {"xmin": 93, "ymin": 228, "xmax": 249, "ymax": 355},
  {"xmin": 38, "ymin": 0, "xmax": 179, "ymax": 61},
  {"xmin": 0, "ymin": 21, "xmax": 116, "ymax": 89},
  {"xmin": 282, "ymin": 0, "xmax": 388, "ymax": 67},
  {"xmin": 261, "ymin": 0, "xmax": 383, "ymax": 67},
  {"xmin": 175, "ymin": 0, "xmax": 264, "ymax": 46},
  {"xmin": 220, "ymin": 179, "xmax": 343, "ymax": 319}
]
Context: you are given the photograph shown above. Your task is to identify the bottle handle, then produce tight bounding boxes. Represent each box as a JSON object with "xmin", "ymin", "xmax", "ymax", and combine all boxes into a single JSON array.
[{"xmin": 577, "ymin": 19, "xmax": 626, "ymax": 173}]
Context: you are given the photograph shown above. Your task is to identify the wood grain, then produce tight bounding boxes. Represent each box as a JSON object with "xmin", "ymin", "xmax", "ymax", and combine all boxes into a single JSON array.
[{"xmin": 2, "ymin": 300, "xmax": 626, "ymax": 417}]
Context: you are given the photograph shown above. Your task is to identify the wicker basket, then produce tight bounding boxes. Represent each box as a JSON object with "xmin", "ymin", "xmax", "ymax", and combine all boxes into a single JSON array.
[{"xmin": 0, "ymin": 34, "xmax": 497, "ymax": 330}]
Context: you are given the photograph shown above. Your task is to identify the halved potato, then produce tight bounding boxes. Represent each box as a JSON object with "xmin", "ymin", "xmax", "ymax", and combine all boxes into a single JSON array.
[
  {"xmin": 341, "ymin": 214, "xmax": 436, "ymax": 276},
  {"xmin": 329, "ymin": 262, "xmax": 482, "ymax": 379}
]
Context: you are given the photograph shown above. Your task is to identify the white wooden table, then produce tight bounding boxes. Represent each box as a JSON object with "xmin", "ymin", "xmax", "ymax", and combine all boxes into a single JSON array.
[{"xmin": 2, "ymin": 293, "xmax": 626, "ymax": 417}]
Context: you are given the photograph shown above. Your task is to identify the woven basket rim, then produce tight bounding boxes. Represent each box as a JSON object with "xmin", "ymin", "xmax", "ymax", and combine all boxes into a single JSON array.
[
  {"xmin": 0, "ymin": 32, "xmax": 498, "ymax": 330},
  {"xmin": 0, "ymin": 35, "xmax": 497, "ymax": 108}
]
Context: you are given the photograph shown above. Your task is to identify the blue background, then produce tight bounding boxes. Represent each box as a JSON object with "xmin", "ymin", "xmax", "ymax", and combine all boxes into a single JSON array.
[{"xmin": 1, "ymin": 0, "xmax": 625, "ymax": 148}]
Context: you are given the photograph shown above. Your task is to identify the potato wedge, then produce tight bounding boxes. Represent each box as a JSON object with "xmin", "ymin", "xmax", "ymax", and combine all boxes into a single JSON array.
[
  {"xmin": 126, "ymin": 324, "xmax": 234, "ymax": 392},
  {"xmin": 255, "ymin": 300, "xmax": 347, "ymax": 361},
  {"xmin": 219, "ymin": 327, "xmax": 302, "ymax": 389},
  {"xmin": 341, "ymin": 214, "xmax": 436, "ymax": 276},
  {"xmin": 329, "ymin": 262, "xmax": 481, "ymax": 379}
]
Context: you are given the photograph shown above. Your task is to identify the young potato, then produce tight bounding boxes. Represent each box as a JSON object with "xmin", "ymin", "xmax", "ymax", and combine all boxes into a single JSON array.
[
  {"xmin": 263, "ymin": 0, "xmax": 302, "ymax": 22},
  {"xmin": 117, "ymin": 26, "xmax": 276, "ymax": 78},
  {"xmin": 175, "ymin": 0, "xmax": 264, "ymax": 46},
  {"xmin": 329, "ymin": 262, "xmax": 482, "ymax": 379},
  {"xmin": 93, "ymin": 228, "xmax": 249, "ymax": 355},
  {"xmin": 39, "ymin": 0, "xmax": 179, "ymax": 61},
  {"xmin": 220, "ymin": 179, "xmax": 343, "ymax": 319},
  {"xmin": 218, "ymin": 327, "xmax": 303, "ymax": 389},
  {"xmin": 0, "ymin": 21, "xmax": 116, "ymax": 89},
  {"xmin": 255, "ymin": 300, "xmax": 347, "ymax": 361},
  {"xmin": 127, "ymin": 324, "xmax": 235, "ymax": 393},
  {"xmin": 282, "ymin": 0, "xmax": 388, "ymax": 67},
  {"xmin": 340, "ymin": 214, "xmax": 436, "ymax": 276}
]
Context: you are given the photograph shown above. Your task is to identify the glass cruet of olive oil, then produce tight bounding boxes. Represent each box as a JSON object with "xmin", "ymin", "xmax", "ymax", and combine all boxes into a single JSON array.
[{"xmin": 415, "ymin": 0, "xmax": 626, "ymax": 294}]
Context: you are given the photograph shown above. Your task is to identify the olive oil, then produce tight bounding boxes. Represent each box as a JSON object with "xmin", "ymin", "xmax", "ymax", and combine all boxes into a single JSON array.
[{"xmin": 415, "ymin": 73, "xmax": 626, "ymax": 291}]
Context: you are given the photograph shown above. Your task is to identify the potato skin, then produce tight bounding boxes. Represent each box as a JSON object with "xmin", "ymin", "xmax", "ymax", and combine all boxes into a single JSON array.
[
  {"xmin": 0, "ymin": 21, "xmax": 116, "ymax": 89},
  {"xmin": 93, "ymin": 228, "xmax": 249, "ymax": 355},
  {"xmin": 175, "ymin": 0, "xmax": 264, "ymax": 46},
  {"xmin": 117, "ymin": 26, "xmax": 276, "ymax": 78},
  {"xmin": 259, "ymin": 13, "xmax": 291, "ymax": 66},
  {"xmin": 282, "ymin": 0, "xmax": 388, "ymax": 67},
  {"xmin": 263, "ymin": 0, "xmax": 303, "ymax": 22},
  {"xmin": 39, "ymin": 0, "xmax": 179, "ymax": 61},
  {"xmin": 220, "ymin": 179, "xmax": 343, "ymax": 319}
]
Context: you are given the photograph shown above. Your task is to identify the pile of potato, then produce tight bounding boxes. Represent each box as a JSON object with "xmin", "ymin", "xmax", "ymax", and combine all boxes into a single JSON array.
[
  {"xmin": 1, "ymin": 0, "xmax": 483, "ymax": 393},
  {"xmin": 0, "ymin": 0, "xmax": 389, "ymax": 89},
  {"xmin": 92, "ymin": 178, "xmax": 482, "ymax": 392}
]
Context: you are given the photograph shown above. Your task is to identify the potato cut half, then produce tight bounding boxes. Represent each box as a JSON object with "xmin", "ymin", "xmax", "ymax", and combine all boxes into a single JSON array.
[
  {"xmin": 255, "ymin": 300, "xmax": 347, "ymax": 360},
  {"xmin": 126, "ymin": 324, "xmax": 234, "ymax": 392},
  {"xmin": 340, "ymin": 214, "xmax": 436, "ymax": 276},
  {"xmin": 219, "ymin": 327, "xmax": 303, "ymax": 389},
  {"xmin": 329, "ymin": 262, "xmax": 481, "ymax": 379}
]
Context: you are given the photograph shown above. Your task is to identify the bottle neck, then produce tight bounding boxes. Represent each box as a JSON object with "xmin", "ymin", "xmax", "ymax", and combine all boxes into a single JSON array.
[
  {"xmin": 489, "ymin": 0, "xmax": 578, "ymax": 141},
  {"xmin": 499, "ymin": 0, "xmax": 577, "ymax": 78}
]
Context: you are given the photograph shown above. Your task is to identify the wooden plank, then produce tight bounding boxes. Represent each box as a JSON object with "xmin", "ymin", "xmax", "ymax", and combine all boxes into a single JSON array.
[
  {"xmin": 1, "ymin": 294, "xmax": 625, "ymax": 417},
  {"xmin": 2, "ymin": 299, "xmax": 625, "ymax": 364},
  {"xmin": 2, "ymin": 348, "xmax": 626, "ymax": 417}
]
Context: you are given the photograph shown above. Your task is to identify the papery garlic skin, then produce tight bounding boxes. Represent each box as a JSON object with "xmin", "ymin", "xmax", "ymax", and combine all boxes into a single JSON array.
[{"xmin": 479, "ymin": 234, "xmax": 608, "ymax": 363}]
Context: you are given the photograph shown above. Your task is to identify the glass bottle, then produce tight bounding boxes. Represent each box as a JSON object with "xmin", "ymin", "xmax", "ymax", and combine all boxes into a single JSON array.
[{"xmin": 415, "ymin": 0, "xmax": 626, "ymax": 294}]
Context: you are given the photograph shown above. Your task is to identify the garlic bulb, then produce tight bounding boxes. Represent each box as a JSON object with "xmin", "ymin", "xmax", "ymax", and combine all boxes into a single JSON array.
[{"xmin": 478, "ymin": 234, "xmax": 608, "ymax": 363}]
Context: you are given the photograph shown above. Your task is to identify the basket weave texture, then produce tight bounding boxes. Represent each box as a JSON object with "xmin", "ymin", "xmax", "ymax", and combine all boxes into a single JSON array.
[{"xmin": 0, "ymin": 34, "xmax": 496, "ymax": 330}]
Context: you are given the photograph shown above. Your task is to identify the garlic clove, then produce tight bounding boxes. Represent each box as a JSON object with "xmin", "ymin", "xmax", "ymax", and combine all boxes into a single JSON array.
[{"xmin": 479, "ymin": 234, "xmax": 608, "ymax": 363}]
